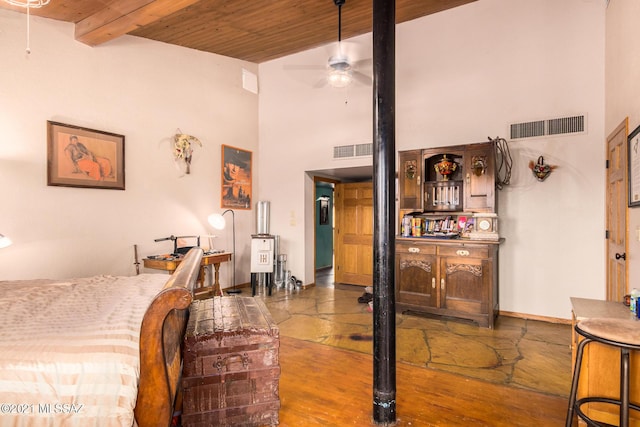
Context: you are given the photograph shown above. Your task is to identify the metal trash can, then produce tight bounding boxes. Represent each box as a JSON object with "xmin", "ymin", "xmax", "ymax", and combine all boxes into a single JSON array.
[{"xmin": 275, "ymin": 254, "xmax": 287, "ymax": 287}]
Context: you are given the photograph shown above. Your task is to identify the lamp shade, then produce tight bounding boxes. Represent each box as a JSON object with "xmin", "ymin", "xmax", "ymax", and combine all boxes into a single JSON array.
[
  {"xmin": 208, "ymin": 214, "xmax": 226, "ymax": 230},
  {"xmin": 208, "ymin": 210, "xmax": 238, "ymax": 293},
  {"xmin": 0, "ymin": 234, "xmax": 12, "ymax": 249}
]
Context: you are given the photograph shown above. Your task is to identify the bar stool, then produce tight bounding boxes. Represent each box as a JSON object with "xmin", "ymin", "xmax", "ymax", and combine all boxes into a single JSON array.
[{"xmin": 566, "ymin": 318, "xmax": 640, "ymax": 427}]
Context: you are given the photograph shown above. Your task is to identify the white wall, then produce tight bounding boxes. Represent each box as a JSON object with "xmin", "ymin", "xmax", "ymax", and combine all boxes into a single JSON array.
[
  {"xmin": 0, "ymin": 0, "xmax": 610, "ymax": 320},
  {"xmin": 259, "ymin": 0, "xmax": 606, "ymax": 320},
  {"xmin": 605, "ymin": 0, "xmax": 640, "ymax": 295},
  {"xmin": 0, "ymin": 9, "xmax": 259, "ymax": 287}
]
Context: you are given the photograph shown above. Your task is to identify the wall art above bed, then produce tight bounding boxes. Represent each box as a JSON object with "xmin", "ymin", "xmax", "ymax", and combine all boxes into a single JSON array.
[{"xmin": 47, "ymin": 121, "xmax": 125, "ymax": 190}]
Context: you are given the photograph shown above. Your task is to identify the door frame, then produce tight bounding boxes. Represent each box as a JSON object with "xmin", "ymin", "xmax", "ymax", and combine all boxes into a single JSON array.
[{"xmin": 606, "ymin": 118, "xmax": 629, "ymax": 301}]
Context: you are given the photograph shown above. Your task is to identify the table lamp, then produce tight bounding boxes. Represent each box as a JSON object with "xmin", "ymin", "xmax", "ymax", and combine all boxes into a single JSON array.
[
  {"xmin": 208, "ymin": 210, "xmax": 240, "ymax": 294},
  {"xmin": 0, "ymin": 234, "xmax": 12, "ymax": 249}
]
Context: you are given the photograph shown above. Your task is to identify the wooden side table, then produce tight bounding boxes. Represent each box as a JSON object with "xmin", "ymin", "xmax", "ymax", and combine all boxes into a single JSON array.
[{"xmin": 143, "ymin": 252, "xmax": 232, "ymax": 298}]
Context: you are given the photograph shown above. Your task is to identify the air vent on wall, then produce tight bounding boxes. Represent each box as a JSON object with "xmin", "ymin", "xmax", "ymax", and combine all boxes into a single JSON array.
[
  {"xmin": 333, "ymin": 143, "xmax": 373, "ymax": 159},
  {"xmin": 509, "ymin": 114, "xmax": 586, "ymax": 140}
]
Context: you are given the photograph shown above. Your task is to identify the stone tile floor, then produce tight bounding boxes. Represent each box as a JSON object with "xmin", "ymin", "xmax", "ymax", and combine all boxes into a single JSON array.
[{"xmin": 258, "ymin": 277, "xmax": 572, "ymax": 399}]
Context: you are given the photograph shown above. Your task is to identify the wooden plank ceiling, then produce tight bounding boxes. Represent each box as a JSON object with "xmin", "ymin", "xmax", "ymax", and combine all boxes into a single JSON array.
[{"xmin": 0, "ymin": 0, "xmax": 475, "ymax": 63}]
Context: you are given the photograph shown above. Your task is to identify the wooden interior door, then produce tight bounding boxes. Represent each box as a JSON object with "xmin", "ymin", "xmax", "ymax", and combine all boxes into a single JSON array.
[
  {"xmin": 334, "ymin": 182, "xmax": 373, "ymax": 287},
  {"xmin": 606, "ymin": 118, "xmax": 628, "ymax": 302}
]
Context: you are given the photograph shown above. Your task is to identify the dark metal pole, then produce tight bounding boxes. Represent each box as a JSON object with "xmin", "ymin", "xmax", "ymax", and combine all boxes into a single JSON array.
[{"xmin": 372, "ymin": 0, "xmax": 396, "ymax": 424}]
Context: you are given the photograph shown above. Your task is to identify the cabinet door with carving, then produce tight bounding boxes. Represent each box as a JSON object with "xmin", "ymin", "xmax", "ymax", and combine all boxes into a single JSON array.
[
  {"xmin": 439, "ymin": 254, "xmax": 490, "ymax": 316},
  {"xmin": 398, "ymin": 150, "xmax": 423, "ymax": 211},
  {"xmin": 396, "ymin": 244, "xmax": 437, "ymax": 308},
  {"xmin": 463, "ymin": 142, "xmax": 496, "ymax": 212}
]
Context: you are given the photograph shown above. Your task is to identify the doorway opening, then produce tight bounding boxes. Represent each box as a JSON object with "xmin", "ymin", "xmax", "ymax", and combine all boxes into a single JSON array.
[{"xmin": 311, "ymin": 166, "xmax": 373, "ymax": 288}]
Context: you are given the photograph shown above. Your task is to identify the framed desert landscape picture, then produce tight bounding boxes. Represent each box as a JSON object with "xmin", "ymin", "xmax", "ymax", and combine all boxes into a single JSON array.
[
  {"xmin": 221, "ymin": 144, "xmax": 252, "ymax": 209},
  {"xmin": 47, "ymin": 121, "xmax": 125, "ymax": 190}
]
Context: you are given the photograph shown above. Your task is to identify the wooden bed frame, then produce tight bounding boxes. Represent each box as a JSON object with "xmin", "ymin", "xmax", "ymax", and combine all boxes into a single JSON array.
[{"xmin": 134, "ymin": 247, "xmax": 203, "ymax": 427}]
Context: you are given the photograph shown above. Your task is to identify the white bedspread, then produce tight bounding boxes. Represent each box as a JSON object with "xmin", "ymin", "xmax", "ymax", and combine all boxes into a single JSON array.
[{"xmin": 0, "ymin": 274, "xmax": 168, "ymax": 427}]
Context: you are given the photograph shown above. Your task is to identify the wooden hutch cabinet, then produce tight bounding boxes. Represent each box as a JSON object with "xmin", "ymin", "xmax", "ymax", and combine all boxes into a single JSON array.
[{"xmin": 396, "ymin": 141, "xmax": 501, "ymax": 328}]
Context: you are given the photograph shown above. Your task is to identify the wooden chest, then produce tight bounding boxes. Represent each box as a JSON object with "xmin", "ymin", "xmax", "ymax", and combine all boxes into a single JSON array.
[{"xmin": 182, "ymin": 296, "xmax": 280, "ymax": 427}]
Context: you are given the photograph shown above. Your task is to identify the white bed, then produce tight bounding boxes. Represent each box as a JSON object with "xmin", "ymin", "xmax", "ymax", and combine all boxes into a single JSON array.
[{"xmin": 0, "ymin": 248, "xmax": 202, "ymax": 427}]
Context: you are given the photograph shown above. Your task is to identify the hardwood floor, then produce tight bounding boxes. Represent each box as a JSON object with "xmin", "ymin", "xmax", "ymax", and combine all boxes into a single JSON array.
[
  {"xmin": 278, "ymin": 336, "xmax": 568, "ymax": 426},
  {"xmin": 263, "ymin": 283, "xmax": 572, "ymax": 398},
  {"xmin": 244, "ymin": 269, "xmax": 572, "ymax": 425}
]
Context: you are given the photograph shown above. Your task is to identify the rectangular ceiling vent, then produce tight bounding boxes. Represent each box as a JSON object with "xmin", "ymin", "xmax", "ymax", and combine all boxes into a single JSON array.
[
  {"xmin": 510, "ymin": 114, "xmax": 586, "ymax": 140},
  {"xmin": 333, "ymin": 143, "xmax": 373, "ymax": 159}
]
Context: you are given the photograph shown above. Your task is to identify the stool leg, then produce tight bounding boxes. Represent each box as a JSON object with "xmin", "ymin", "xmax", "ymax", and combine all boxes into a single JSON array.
[
  {"xmin": 566, "ymin": 337, "xmax": 592, "ymax": 427},
  {"xmin": 621, "ymin": 348, "xmax": 630, "ymax": 427}
]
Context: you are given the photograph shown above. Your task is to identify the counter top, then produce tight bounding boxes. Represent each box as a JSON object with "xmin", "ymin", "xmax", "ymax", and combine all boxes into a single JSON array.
[
  {"xmin": 396, "ymin": 236, "xmax": 504, "ymax": 245},
  {"xmin": 570, "ymin": 297, "xmax": 637, "ymax": 321}
]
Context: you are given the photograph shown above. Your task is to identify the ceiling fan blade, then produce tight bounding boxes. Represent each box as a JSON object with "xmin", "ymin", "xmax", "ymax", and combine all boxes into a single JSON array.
[
  {"xmin": 352, "ymin": 57, "xmax": 372, "ymax": 69},
  {"xmin": 313, "ymin": 77, "xmax": 328, "ymax": 89},
  {"xmin": 284, "ymin": 64, "xmax": 325, "ymax": 71},
  {"xmin": 352, "ymin": 70, "xmax": 372, "ymax": 86}
]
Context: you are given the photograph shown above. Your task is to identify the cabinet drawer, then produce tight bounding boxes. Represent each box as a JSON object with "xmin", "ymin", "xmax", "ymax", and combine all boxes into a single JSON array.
[
  {"xmin": 438, "ymin": 245, "xmax": 488, "ymax": 258},
  {"xmin": 396, "ymin": 242, "xmax": 437, "ymax": 255}
]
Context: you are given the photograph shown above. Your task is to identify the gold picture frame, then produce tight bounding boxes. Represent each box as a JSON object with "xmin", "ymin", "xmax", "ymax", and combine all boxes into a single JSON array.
[
  {"xmin": 47, "ymin": 121, "xmax": 125, "ymax": 190},
  {"xmin": 221, "ymin": 144, "xmax": 252, "ymax": 209}
]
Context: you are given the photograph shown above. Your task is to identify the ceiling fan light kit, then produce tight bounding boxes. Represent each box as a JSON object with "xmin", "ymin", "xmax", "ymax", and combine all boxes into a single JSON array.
[
  {"xmin": 4, "ymin": 0, "xmax": 49, "ymax": 5},
  {"xmin": 327, "ymin": 69, "xmax": 352, "ymax": 88},
  {"xmin": 284, "ymin": 0, "xmax": 371, "ymax": 89},
  {"xmin": 4, "ymin": 0, "xmax": 51, "ymax": 54},
  {"xmin": 327, "ymin": 0, "xmax": 357, "ymax": 88}
]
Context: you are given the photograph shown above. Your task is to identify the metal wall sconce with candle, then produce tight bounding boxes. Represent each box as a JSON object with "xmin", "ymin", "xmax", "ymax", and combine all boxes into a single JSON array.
[{"xmin": 208, "ymin": 210, "xmax": 240, "ymax": 294}]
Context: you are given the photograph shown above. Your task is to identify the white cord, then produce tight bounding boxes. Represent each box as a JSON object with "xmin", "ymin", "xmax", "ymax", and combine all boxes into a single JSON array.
[
  {"xmin": 26, "ymin": 3, "xmax": 30, "ymax": 54},
  {"xmin": 5, "ymin": 0, "xmax": 51, "ymax": 54}
]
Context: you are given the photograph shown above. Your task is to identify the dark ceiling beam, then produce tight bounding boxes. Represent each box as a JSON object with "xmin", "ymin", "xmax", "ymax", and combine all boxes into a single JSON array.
[{"xmin": 75, "ymin": 0, "xmax": 201, "ymax": 46}]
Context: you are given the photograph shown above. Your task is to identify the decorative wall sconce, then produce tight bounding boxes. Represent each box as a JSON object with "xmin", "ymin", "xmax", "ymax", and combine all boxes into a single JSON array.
[
  {"xmin": 471, "ymin": 155, "xmax": 487, "ymax": 177},
  {"xmin": 404, "ymin": 160, "xmax": 416, "ymax": 179},
  {"xmin": 529, "ymin": 156, "xmax": 556, "ymax": 182},
  {"xmin": 173, "ymin": 130, "xmax": 202, "ymax": 174}
]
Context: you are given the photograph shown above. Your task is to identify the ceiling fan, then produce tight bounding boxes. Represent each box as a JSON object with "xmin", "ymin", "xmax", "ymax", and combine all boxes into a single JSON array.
[{"xmin": 285, "ymin": 0, "xmax": 372, "ymax": 89}]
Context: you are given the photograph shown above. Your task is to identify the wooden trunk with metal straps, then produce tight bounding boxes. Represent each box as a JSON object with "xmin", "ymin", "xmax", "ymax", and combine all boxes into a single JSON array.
[{"xmin": 182, "ymin": 296, "xmax": 280, "ymax": 427}]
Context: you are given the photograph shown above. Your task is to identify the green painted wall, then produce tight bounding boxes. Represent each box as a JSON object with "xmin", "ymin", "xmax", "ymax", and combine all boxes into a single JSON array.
[{"xmin": 315, "ymin": 185, "xmax": 333, "ymax": 269}]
